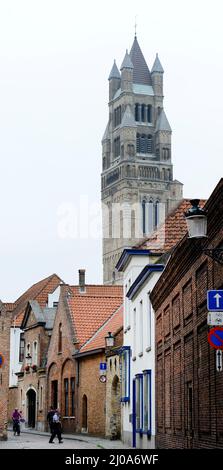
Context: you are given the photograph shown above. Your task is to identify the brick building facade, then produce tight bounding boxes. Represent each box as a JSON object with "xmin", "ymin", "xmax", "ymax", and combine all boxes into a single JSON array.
[
  {"xmin": 46, "ymin": 274, "xmax": 123, "ymax": 436},
  {"xmin": 150, "ymin": 179, "xmax": 223, "ymax": 448},
  {"xmin": 0, "ymin": 302, "xmax": 14, "ymax": 440}
]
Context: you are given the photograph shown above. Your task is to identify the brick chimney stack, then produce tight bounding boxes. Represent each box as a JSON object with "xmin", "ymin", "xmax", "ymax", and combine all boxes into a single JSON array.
[{"xmin": 78, "ymin": 269, "xmax": 86, "ymax": 293}]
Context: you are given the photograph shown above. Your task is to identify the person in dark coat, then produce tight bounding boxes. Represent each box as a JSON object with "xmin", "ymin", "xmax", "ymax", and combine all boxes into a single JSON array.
[
  {"xmin": 47, "ymin": 406, "xmax": 55, "ymax": 433},
  {"xmin": 49, "ymin": 409, "xmax": 63, "ymax": 444},
  {"xmin": 12, "ymin": 408, "xmax": 22, "ymax": 436}
]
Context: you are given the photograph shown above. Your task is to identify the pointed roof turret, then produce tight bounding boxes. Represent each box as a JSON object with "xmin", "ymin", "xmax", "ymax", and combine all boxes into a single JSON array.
[
  {"xmin": 120, "ymin": 105, "xmax": 136, "ymax": 128},
  {"xmin": 151, "ymin": 53, "xmax": 164, "ymax": 73},
  {"xmin": 120, "ymin": 50, "xmax": 133, "ymax": 70},
  {"xmin": 102, "ymin": 122, "xmax": 110, "ymax": 141},
  {"xmin": 129, "ymin": 36, "xmax": 152, "ymax": 85},
  {"xmin": 108, "ymin": 60, "xmax": 121, "ymax": 80},
  {"xmin": 155, "ymin": 109, "xmax": 171, "ymax": 132}
]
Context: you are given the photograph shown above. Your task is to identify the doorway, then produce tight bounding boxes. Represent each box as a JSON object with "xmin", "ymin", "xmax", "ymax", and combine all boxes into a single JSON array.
[
  {"xmin": 27, "ymin": 389, "xmax": 36, "ymax": 428},
  {"xmin": 82, "ymin": 395, "xmax": 88, "ymax": 432},
  {"xmin": 51, "ymin": 380, "xmax": 58, "ymax": 410}
]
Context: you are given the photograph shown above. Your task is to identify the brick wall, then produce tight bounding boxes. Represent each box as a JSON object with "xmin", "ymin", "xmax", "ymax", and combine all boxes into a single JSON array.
[
  {"xmin": 151, "ymin": 212, "xmax": 223, "ymax": 448},
  {"xmin": 0, "ymin": 304, "xmax": 12, "ymax": 439},
  {"xmin": 76, "ymin": 352, "xmax": 106, "ymax": 436}
]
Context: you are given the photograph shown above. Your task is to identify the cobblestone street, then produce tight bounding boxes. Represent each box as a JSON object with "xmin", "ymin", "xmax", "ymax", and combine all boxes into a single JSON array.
[{"xmin": 0, "ymin": 431, "xmax": 130, "ymax": 449}]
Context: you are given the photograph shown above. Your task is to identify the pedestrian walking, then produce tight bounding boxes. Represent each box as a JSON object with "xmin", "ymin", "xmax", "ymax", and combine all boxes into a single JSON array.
[
  {"xmin": 47, "ymin": 406, "xmax": 55, "ymax": 433},
  {"xmin": 12, "ymin": 408, "xmax": 22, "ymax": 436},
  {"xmin": 49, "ymin": 409, "xmax": 63, "ymax": 444}
]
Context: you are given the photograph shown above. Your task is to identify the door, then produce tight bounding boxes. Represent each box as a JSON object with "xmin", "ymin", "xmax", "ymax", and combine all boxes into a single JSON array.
[
  {"xmin": 132, "ymin": 379, "xmax": 136, "ymax": 448},
  {"xmin": 27, "ymin": 389, "xmax": 36, "ymax": 428},
  {"xmin": 82, "ymin": 395, "xmax": 87, "ymax": 432},
  {"xmin": 186, "ymin": 382, "xmax": 194, "ymax": 448},
  {"xmin": 51, "ymin": 380, "xmax": 58, "ymax": 410}
]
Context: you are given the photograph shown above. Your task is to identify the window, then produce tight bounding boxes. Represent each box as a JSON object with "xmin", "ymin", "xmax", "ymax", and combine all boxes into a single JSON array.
[
  {"xmin": 70, "ymin": 378, "xmax": 75, "ymax": 416},
  {"xmin": 64, "ymin": 378, "xmax": 69, "ymax": 416},
  {"xmin": 136, "ymin": 134, "xmax": 153, "ymax": 154},
  {"xmin": 33, "ymin": 341, "xmax": 38, "ymax": 366},
  {"xmin": 135, "ymin": 374, "xmax": 143, "ymax": 432},
  {"xmin": 142, "ymin": 200, "xmax": 146, "ymax": 235},
  {"xmin": 58, "ymin": 323, "xmax": 62, "ymax": 353},
  {"xmin": 139, "ymin": 301, "xmax": 143, "ymax": 355},
  {"xmin": 135, "ymin": 104, "xmax": 152, "ymax": 123},
  {"xmin": 147, "ymin": 105, "xmax": 152, "ymax": 123},
  {"xmin": 40, "ymin": 386, "xmax": 43, "ymax": 411},
  {"xmin": 143, "ymin": 370, "xmax": 152, "ymax": 434},
  {"xmin": 154, "ymin": 200, "xmax": 159, "ymax": 228},
  {"xmin": 114, "ymin": 106, "xmax": 121, "ymax": 127},
  {"xmin": 133, "ymin": 308, "xmax": 136, "ymax": 358},
  {"xmin": 19, "ymin": 333, "xmax": 25, "ymax": 363},
  {"xmin": 26, "ymin": 343, "xmax": 31, "ymax": 364},
  {"xmin": 146, "ymin": 294, "xmax": 151, "ymax": 350},
  {"xmin": 113, "ymin": 137, "xmax": 120, "ymax": 158},
  {"xmin": 120, "ymin": 346, "xmax": 130, "ymax": 402}
]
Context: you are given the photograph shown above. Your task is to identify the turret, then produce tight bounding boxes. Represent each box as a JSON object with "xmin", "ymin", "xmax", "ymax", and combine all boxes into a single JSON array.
[
  {"xmin": 151, "ymin": 53, "xmax": 164, "ymax": 98},
  {"xmin": 120, "ymin": 50, "xmax": 133, "ymax": 92},
  {"xmin": 108, "ymin": 60, "xmax": 121, "ymax": 101},
  {"xmin": 155, "ymin": 109, "xmax": 171, "ymax": 161}
]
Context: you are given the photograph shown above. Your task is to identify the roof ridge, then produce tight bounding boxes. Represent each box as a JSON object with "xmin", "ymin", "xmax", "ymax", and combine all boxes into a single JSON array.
[{"xmin": 15, "ymin": 273, "xmax": 59, "ymax": 303}]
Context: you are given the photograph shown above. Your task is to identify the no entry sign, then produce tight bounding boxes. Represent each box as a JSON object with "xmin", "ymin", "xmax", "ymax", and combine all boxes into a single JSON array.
[{"xmin": 208, "ymin": 327, "xmax": 223, "ymax": 350}]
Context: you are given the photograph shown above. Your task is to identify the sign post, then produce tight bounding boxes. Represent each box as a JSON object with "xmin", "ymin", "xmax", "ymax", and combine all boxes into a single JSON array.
[{"xmin": 216, "ymin": 350, "xmax": 223, "ymax": 372}]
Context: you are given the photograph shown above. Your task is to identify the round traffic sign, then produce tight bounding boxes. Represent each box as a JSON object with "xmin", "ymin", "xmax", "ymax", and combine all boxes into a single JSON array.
[
  {"xmin": 0, "ymin": 354, "xmax": 4, "ymax": 368},
  {"xmin": 99, "ymin": 375, "xmax": 106, "ymax": 383},
  {"xmin": 208, "ymin": 327, "xmax": 223, "ymax": 350}
]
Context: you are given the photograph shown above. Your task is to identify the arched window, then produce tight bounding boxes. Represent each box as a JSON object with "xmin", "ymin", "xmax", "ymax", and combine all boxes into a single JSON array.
[
  {"xmin": 26, "ymin": 343, "xmax": 31, "ymax": 364},
  {"xmin": 142, "ymin": 200, "xmax": 146, "ymax": 235},
  {"xmin": 135, "ymin": 104, "xmax": 139, "ymax": 121},
  {"xmin": 58, "ymin": 323, "xmax": 62, "ymax": 353},
  {"xmin": 141, "ymin": 104, "xmax": 145, "ymax": 122},
  {"xmin": 147, "ymin": 105, "xmax": 152, "ymax": 123},
  {"xmin": 33, "ymin": 341, "xmax": 38, "ymax": 366},
  {"xmin": 137, "ymin": 134, "xmax": 153, "ymax": 154},
  {"xmin": 148, "ymin": 199, "xmax": 153, "ymax": 234},
  {"xmin": 154, "ymin": 200, "xmax": 160, "ymax": 228}
]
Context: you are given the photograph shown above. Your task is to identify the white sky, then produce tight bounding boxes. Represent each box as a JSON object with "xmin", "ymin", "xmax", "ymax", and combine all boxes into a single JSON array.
[{"xmin": 0, "ymin": 0, "xmax": 223, "ymax": 300}]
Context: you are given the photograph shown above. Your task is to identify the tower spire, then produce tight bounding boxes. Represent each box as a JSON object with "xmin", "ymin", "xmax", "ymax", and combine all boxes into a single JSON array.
[{"xmin": 134, "ymin": 15, "xmax": 137, "ymax": 38}]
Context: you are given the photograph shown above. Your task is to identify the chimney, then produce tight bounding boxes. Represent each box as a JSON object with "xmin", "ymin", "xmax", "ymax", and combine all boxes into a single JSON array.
[{"xmin": 78, "ymin": 269, "xmax": 86, "ymax": 293}]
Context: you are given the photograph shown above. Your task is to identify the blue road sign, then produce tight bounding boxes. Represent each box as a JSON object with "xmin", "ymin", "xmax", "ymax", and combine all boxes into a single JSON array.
[
  {"xmin": 208, "ymin": 327, "xmax": 223, "ymax": 350},
  {"xmin": 207, "ymin": 290, "xmax": 223, "ymax": 311},
  {"xmin": 100, "ymin": 362, "xmax": 107, "ymax": 371},
  {"xmin": 0, "ymin": 354, "xmax": 4, "ymax": 368}
]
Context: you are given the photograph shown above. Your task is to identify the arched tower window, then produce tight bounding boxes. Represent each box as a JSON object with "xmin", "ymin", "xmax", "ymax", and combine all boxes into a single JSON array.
[
  {"xmin": 147, "ymin": 135, "xmax": 153, "ymax": 153},
  {"xmin": 154, "ymin": 200, "xmax": 160, "ymax": 229},
  {"xmin": 135, "ymin": 104, "xmax": 139, "ymax": 121},
  {"xmin": 142, "ymin": 199, "xmax": 146, "ymax": 235},
  {"xmin": 147, "ymin": 105, "xmax": 152, "ymax": 123},
  {"xmin": 141, "ymin": 104, "xmax": 145, "ymax": 122},
  {"xmin": 58, "ymin": 323, "xmax": 62, "ymax": 353},
  {"xmin": 148, "ymin": 199, "xmax": 153, "ymax": 234}
]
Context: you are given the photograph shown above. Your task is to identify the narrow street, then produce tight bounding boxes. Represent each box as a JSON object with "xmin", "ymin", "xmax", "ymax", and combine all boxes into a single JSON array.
[{"xmin": 0, "ymin": 431, "xmax": 130, "ymax": 450}]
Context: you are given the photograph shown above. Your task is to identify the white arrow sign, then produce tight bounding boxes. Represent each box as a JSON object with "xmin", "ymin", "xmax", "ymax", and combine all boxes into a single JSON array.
[
  {"xmin": 214, "ymin": 293, "xmax": 222, "ymax": 309},
  {"xmin": 216, "ymin": 349, "xmax": 222, "ymax": 372}
]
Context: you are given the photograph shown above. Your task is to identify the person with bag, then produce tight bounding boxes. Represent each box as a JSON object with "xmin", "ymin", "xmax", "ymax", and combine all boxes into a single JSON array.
[
  {"xmin": 49, "ymin": 409, "xmax": 63, "ymax": 444},
  {"xmin": 12, "ymin": 408, "xmax": 22, "ymax": 436},
  {"xmin": 47, "ymin": 406, "xmax": 55, "ymax": 433}
]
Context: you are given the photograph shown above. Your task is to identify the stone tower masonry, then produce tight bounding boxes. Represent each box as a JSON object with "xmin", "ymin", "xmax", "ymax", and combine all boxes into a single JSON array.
[{"xmin": 101, "ymin": 36, "xmax": 183, "ymax": 284}]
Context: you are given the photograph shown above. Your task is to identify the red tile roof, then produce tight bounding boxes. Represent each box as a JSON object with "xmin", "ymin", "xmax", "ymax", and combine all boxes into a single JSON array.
[
  {"xmin": 12, "ymin": 274, "xmax": 62, "ymax": 327},
  {"xmin": 137, "ymin": 199, "xmax": 206, "ymax": 253},
  {"xmin": 67, "ymin": 285, "xmax": 123, "ymax": 348},
  {"xmin": 79, "ymin": 304, "xmax": 123, "ymax": 353}
]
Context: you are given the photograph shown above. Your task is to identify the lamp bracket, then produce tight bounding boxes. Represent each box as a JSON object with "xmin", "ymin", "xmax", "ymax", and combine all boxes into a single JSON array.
[{"xmin": 203, "ymin": 248, "xmax": 223, "ymax": 265}]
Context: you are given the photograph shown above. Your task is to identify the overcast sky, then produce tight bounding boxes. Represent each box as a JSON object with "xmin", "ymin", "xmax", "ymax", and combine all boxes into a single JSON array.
[{"xmin": 0, "ymin": 0, "xmax": 223, "ymax": 300}]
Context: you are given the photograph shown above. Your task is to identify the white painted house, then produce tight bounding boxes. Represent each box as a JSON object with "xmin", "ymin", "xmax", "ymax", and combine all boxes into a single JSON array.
[{"xmin": 116, "ymin": 249, "xmax": 164, "ymax": 448}]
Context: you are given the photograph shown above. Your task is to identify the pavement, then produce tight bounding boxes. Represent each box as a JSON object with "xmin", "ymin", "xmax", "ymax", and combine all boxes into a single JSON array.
[{"xmin": 0, "ymin": 430, "xmax": 130, "ymax": 449}]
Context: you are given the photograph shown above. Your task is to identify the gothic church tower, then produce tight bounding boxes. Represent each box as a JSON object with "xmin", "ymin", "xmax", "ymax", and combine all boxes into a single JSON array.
[{"xmin": 101, "ymin": 36, "xmax": 183, "ymax": 284}]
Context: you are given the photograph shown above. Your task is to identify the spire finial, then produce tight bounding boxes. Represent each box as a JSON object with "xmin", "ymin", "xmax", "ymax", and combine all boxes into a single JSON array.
[{"xmin": 134, "ymin": 15, "xmax": 137, "ymax": 38}]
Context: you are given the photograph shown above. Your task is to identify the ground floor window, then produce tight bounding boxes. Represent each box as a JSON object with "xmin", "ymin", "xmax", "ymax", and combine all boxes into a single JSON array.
[
  {"xmin": 135, "ymin": 374, "xmax": 143, "ymax": 432},
  {"xmin": 143, "ymin": 370, "xmax": 152, "ymax": 434}
]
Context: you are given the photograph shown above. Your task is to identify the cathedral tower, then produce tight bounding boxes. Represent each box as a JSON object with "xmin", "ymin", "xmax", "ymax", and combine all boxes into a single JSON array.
[{"xmin": 101, "ymin": 36, "xmax": 183, "ymax": 284}]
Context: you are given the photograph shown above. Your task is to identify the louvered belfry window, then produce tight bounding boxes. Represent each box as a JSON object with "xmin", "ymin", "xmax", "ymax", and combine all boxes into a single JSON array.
[{"xmin": 137, "ymin": 134, "xmax": 153, "ymax": 154}]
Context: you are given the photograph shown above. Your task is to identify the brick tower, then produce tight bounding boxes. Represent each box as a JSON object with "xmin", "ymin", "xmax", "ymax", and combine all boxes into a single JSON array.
[{"xmin": 101, "ymin": 36, "xmax": 183, "ymax": 284}]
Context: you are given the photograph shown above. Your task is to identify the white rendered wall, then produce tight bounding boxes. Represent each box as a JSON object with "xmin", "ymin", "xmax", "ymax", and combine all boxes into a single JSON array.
[
  {"xmin": 9, "ymin": 327, "xmax": 23, "ymax": 387},
  {"xmin": 122, "ymin": 255, "xmax": 162, "ymax": 448}
]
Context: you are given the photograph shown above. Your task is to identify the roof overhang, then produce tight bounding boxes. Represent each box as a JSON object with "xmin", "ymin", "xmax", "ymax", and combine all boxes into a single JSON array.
[
  {"xmin": 126, "ymin": 264, "xmax": 164, "ymax": 300},
  {"xmin": 116, "ymin": 248, "xmax": 156, "ymax": 272}
]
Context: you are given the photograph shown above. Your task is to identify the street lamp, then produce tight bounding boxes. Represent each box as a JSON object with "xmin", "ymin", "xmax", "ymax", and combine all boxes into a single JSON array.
[
  {"xmin": 105, "ymin": 332, "xmax": 114, "ymax": 348},
  {"xmin": 184, "ymin": 199, "xmax": 207, "ymax": 238},
  {"xmin": 184, "ymin": 200, "xmax": 223, "ymax": 264}
]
